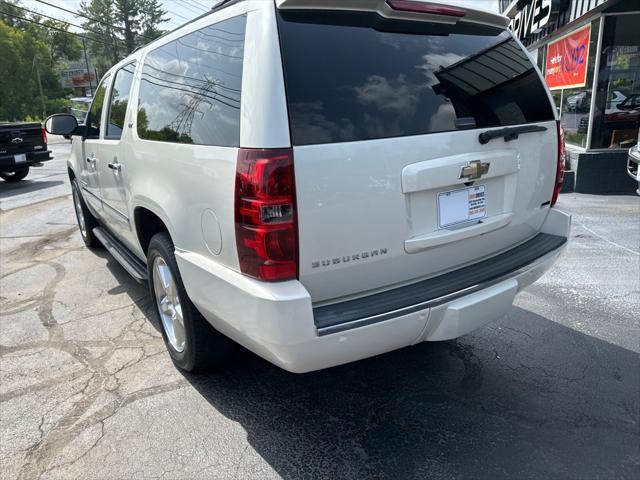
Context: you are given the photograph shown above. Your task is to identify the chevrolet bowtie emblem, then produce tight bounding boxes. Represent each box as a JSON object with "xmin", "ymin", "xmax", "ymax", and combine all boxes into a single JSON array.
[
  {"xmin": 460, "ymin": 160, "xmax": 490, "ymax": 180},
  {"xmin": 11, "ymin": 137, "xmax": 23, "ymax": 144}
]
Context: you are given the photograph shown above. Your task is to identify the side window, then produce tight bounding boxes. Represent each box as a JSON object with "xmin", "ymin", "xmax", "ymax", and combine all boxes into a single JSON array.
[
  {"xmin": 137, "ymin": 14, "xmax": 246, "ymax": 146},
  {"xmin": 86, "ymin": 75, "xmax": 110, "ymax": 139},
  {"xmin": 106, "ymin": 62, "xmax": 136, "ymax": 140}
]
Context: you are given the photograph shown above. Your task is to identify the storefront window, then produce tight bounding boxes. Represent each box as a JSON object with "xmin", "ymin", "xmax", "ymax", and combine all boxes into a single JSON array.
[
  {"xmin": 590, "ymin": 14, "xmax": 640, "ymax": 149},
  {"xmin": 550, "ymin": 19, "xmax": 600, "ymax": 148},
  {"xmin": 537, "ymin": 47, "xmax": 546, "ymax": 70}
]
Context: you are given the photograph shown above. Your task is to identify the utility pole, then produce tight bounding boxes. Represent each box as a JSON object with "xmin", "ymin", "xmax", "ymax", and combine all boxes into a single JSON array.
[
  {"xmin": 32, "ymin": 56, "xmax": 46, "ymax": 120},
  {"xmin": 82, "ymin": 37, "xmax": 93, "ymax": 96}
]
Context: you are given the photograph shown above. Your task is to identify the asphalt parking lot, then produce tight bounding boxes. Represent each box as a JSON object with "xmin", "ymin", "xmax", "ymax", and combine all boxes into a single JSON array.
[{"xmin": 1, "ymin": 140, "xmax": 639, "ymax": 480}]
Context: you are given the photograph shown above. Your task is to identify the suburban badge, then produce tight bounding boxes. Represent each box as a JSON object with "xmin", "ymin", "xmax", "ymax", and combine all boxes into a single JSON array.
[{"xmin": 312, "ymin": 248, "xmax": 388, "ymax": 269}]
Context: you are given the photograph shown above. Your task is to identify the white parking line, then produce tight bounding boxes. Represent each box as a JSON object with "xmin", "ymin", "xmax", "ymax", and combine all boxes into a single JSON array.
[{"xmin": 579, "ymin": 223, "xmax": 640, "ymax": 256}]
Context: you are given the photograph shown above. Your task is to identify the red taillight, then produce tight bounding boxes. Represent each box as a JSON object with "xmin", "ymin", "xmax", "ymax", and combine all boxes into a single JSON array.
[
  {"xmin": 386, "ymin": 0, "xmax": 466, "ymax": 17},
  {"xmin": 42, "ymin": 127, "xmax": 47, "ymax": 145},
  {"xmin": 235, "ymin": 148, "xmax": 298, "ymax": 281},
  {"xmin": 551, "ymin": 120, "xmax": 565, "ymax": 207}
]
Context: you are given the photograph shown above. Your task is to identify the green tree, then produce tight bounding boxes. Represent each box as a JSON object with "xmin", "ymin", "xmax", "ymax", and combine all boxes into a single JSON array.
[
  {"xmin": 0, "ymin": 0, "xmax": 26, "ymax": 28},
  {"xmin": 0, "ymin": 1, "xmax": 82, "ymax": 66},
  {"xmin": 79, "ymin": 0, "xmax": 168, "ymax": 72},
  {"xmin": 0, "ymin": 19, "xmax": 50, "ymax": 120},
  {"xmin": 115, "ymin": 0, "xmax": 139, "ymax": 54},
  {"xmin": 0, "ymin": 0, "xmax": 83, "ymax": 121},
  {"xmin": 40, "ymin": 19, "xmax": 83, "ymax": 66},
  {"xmin": 139, "ymin": 0, "xmax": 166, "ymax": 40},
  {"xmin": 78, "ymin": 0, "xmax": 122, "ymax": 72}
]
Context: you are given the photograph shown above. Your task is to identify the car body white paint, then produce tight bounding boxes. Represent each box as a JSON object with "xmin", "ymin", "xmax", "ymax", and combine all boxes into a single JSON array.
[
  {"xmin": 65, "ymin": 0, "xmax": 570, "ymax": 373},
  {"xmin": 627, "ymin": 129, "xmax": 640, "ymax": 195}
]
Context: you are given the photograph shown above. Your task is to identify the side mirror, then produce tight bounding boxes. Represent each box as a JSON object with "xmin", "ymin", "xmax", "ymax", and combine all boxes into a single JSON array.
[{"xmin": 45, "ymin": 114, "xmax": 80, "ymax": 136}]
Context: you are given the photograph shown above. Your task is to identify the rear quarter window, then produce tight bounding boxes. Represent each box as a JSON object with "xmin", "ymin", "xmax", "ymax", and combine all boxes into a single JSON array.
[
  {"xmin": 137, "ymin": 15, "xmax": 246, "ymax": 147},
  {"xmin": 277, "ymin": 11, "xmax": 554, "ymax": 146}
]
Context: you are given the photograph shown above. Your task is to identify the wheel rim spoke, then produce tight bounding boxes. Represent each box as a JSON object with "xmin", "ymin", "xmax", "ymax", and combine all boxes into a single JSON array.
[
  {"xmin": 157, "ymin": 264, "xmax": 172, "ymax": 289},
  {"xmin": 73, "ymin": 189, "xmax": 86, "ymax": 236},
  {"xmin": 152, "ymin": 257, "xmax": 185, "ymax": 353},
  {"xmin": 172, "ymin": 309, "xmax": 185, "ymax": 350}
]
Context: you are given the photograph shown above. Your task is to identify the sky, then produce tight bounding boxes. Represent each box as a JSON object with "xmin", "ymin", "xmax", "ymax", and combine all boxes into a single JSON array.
[
  {"xmin": 445, "ymin": 0, "xmax": 500, "ymax": 11},
  {"xmin": 22, "ymin": 0, "xmax": 501, "ymax": 35},
  {"xmin": 22, "ymin": 0, "xmax": 218, "ymax": 33}
]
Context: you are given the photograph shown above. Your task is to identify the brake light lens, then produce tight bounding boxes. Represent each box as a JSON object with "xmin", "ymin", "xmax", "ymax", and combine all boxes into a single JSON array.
[
  {"xmin": 386, "ymin": 0, "xmax": 466, "ymax": 17},
  {"xmin": 42, "ymin": 127, "xmax": 47, "ymax": 145},
  {"xmin": 551, "ymin": 120, "xmax": 565, "ymax": 207},
  {"xmin": 235, "ymin": 148, "xmax": 298, "ymax": 281}
]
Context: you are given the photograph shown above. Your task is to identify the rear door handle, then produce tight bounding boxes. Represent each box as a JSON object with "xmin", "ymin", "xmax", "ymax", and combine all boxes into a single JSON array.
[{"xmin": 108, "ymin": 161, "xmax": 121, "ymax": 172}]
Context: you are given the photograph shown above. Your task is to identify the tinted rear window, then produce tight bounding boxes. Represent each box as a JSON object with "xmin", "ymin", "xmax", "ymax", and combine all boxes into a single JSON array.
[
  {"xmin": 137, "ymin": 15, "xmax": 245, "ymax": 147},
  {"xmin": 277, "ymin": 11, "xmax": 554, "ymax": 146}
]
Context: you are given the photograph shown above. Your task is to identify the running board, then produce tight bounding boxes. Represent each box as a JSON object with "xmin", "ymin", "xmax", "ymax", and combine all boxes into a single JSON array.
[{"xmin": 92, "ymin": 227, "xmax": 148, "ymax": 283}]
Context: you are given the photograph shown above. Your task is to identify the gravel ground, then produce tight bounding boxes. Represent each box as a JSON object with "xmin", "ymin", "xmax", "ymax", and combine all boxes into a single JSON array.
[{"xmin": 1, "ymin": 141, "xmax": 639, "ymax": 479}]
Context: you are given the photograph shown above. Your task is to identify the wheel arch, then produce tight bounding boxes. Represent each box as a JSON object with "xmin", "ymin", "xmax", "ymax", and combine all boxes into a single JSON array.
[{"xmin": 133, "ymin": 204, "xmax": 174, "ymax": 256}]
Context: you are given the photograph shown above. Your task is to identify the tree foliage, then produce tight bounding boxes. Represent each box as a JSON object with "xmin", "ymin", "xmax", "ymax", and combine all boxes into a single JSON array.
[
  {"xmin": 0, "ymin": 1, "xmax": 82, "ymax": 121},
  {"xmin": 79, "ymin": 0, "xmax": 168, "ymax": 73}
]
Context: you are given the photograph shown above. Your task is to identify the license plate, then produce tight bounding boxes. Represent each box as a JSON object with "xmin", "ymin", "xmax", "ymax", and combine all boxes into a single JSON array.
[
  {"xmin": 438, "ymin": 185, "xmax": 486, "ymax": 228},
  {"xmin": 14, "ymin": 154, "xmax": 27, "ymax": 165}
]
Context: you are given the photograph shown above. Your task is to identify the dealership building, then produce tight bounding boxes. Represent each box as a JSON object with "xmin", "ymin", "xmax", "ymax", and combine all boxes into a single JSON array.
[{"xmin": 500, "ymin": 0, "xmax": 639, "ymax": 193}]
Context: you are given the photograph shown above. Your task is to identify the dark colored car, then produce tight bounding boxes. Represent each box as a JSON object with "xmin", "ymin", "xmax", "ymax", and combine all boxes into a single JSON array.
[
  {"xmin": 566, "ymin": 91, "xmax": 591, "ymax": 113},
  {"xmin": 0, "ymin": 123, "xmax": 52, "ymax": 182},
  {"xmin": 605, "ymin": 94, "xmax": 640, "ymax": 123}
]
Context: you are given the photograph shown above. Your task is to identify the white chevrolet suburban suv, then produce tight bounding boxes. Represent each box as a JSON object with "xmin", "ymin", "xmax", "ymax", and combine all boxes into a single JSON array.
[{"xmin": 45, "ymin": 0, "xmax": 571, "ymax": 373}]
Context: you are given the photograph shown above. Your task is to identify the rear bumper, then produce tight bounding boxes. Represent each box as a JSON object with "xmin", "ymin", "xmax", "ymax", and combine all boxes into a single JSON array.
[
  {"xmin": 0, "ymin": 150, "xmax": 52, "ymax": 170},
  {"xmin": 177, "ymin": 208, "xmax": 571, "ymax": 373}
]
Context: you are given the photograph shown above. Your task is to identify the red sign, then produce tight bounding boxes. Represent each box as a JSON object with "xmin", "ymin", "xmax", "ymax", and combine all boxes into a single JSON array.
[{"xmin": 544, "ymin": 24, "xmax": 591, "ymax": 91}]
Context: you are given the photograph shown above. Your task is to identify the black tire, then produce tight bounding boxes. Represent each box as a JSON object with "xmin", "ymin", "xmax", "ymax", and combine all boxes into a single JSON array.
[
  {"xmin": 147, "ymin": 232, "xmax": 234, "ymax": 372},
  {"xmin": 71, "ymin": 178, "xmax": 101, "ymax": 248},
  {"xmin": 0, "ymin": 167, "xmax": 29, "ymax": 182}
]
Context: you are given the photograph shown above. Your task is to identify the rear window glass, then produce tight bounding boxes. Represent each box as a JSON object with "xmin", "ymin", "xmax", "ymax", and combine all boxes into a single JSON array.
[
  {"xmin": 277, "ymin": 11, "xmax": 554, "ymax": 146},
  {"xmin": 137, "ymin": 15, "xmax": 245, "ymax": 147}
]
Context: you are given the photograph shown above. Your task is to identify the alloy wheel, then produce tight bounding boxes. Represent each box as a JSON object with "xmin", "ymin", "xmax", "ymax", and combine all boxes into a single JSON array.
[{"xmin": 152, "ymin": 256, "xmax": 186, "ymax": 353}]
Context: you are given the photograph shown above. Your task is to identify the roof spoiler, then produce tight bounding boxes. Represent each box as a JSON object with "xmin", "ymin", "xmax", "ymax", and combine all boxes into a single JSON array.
[{"xmin": 275, "ymin": 0, "xmax": 509, "ymax": 29}]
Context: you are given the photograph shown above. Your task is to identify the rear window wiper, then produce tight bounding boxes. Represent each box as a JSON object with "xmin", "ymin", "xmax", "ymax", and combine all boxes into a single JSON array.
[{"xmin": 478, "ymin": 125, "xmax": 547, "ymax": 145}]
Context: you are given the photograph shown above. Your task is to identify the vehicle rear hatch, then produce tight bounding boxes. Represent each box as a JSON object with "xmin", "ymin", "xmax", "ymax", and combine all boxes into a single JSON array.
[
  {"xmin": 275, "ymin": 0, "xmax": 559, "ymax": 303},
  {"xmin": 0, "ymin": 123, "xmax": 46, "ymax": 156}
]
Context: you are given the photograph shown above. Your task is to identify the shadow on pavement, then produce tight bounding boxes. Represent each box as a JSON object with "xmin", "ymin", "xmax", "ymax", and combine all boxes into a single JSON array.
[
  {"xmin": 183, "ymin": 308, "xmax": 639, "ymax": 479},
  {"xmin": 97, "ymin": 247, "xmax": 159, "ymax": 330},
  {"xmin": 96, "ymin": 248, "xmax": 640, "ymax": 479},
  {"xmin": 0, "ymin": 180, "xmax": 65, "ymax": 199}
]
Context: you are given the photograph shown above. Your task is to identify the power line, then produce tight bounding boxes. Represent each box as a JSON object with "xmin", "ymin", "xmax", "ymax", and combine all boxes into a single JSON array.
[
  {"xmin": 139, "ymin": 76, "xmax": 239, "ymax": 110},
  {"xmin": 141, "ymin": 64, "xmax": 241, "ymax": 97},
  {"xmin": 140, "ymin": 70, "xmax": 240, "ymax": 104},
  {"xmin": 165, "ymin": 8, "xmax": 190, "ymax": 21},
  {"xmin": 34, "ymin": 0, "xmax": 154, "ymax": 41},
  {"xmin": 182, "ymin": 0, "xmax": 210, "ymax": 13},
  {"xmin": 0, "ymin": 8, "xmax": 124, "ymax": 49},
  {"xmin": 4, "ymin": 2, "xmax": 128, "ymax": 47},
  {"xmin": 176, "ymin": 37, "xmax": 242, "ymax": 59},
  {"xmin": 176, "ymin": 0, "xmax": 206, "ymax": 15}
]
